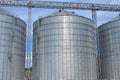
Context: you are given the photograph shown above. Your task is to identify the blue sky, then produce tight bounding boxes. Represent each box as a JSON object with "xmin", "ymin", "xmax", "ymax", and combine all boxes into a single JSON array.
[
  {"xmin": 3, "ymin": 0, "xmax": 120, "ymax": 26},
  {"xmin": 2, "ymin": 0, "xmax": 120, "ymax": 67}
]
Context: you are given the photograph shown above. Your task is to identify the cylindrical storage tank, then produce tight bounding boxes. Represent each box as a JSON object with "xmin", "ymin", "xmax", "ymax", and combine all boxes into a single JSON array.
[
  {"xmin": 33, "ymin": 10, "xmax": 97, "ymax": 80},
  {"xmin": 98, "ymin": 16, "xmax": 120, "ymax": 80},
  {"xmin": 0, "ymin": 11, "xmax": 26, "ymax": 80}
]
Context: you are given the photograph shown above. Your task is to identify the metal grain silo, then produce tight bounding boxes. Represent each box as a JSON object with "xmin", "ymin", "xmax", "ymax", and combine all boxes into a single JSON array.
[
  {"xmin": 33, "ymin": 10, "xmax": 97, "ymax": 80},
  {"xmin": 0, "ymin": 10, "xmax": 26, "ymax": 80},
  {"xmin": 98, "ymin": 16, "xmax": 120, "ymax": 80}
]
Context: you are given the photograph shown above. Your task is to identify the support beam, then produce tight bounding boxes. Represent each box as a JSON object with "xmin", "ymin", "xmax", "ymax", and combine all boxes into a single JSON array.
[
  {"xmin": 26, "ymin": 6, "xmax": 32, "ymax": 80},
  {"xmin": 92, "ymin": 10, "xmax": 97, "ymax": 27},
  {"xmin": 0, "ymin": 1, "xmax": 120, "ymax": 11},
  {"xmin": 30, "ymin": 1, "xmax": 120, "ymax": 11}
]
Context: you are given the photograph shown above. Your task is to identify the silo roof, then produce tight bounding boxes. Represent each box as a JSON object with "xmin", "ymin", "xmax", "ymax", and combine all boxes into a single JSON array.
[
  {"xmin": 109, "ymin": 15, "xmax": 120, "ymax": 22},
  {"xmin": 0, "ymin": 8, "xmax": 18, "ymax": 17},
  {"xmin": 0, "ymin": 8, "xmax": 11, "ymax": 15},
  {"xmin": 99, "ymin": 15, "xmax": 120, "ymax": 28},
  {"xmin": 48, "ymin": 10, "xmax": 77, "ymax": 16}
]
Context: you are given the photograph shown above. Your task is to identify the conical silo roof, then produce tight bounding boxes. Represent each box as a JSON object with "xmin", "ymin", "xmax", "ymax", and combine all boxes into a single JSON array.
[
  {"xmin": 48, "ymin": 9, "xmax": 77, "ymax": 16},
  {"xmin": 109, "ymin": 15, "xmax": 120, "ymax": 22}
]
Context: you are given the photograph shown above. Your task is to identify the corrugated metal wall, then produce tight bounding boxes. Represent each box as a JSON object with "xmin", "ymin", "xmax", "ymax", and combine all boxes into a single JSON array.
[
  {"xmin": 33, "ymin": 10, "xmax": 97, "ymax": 80},
  {"xmin": 98, "ymin": 18, "xmax": 120, "ymax": 80},
  {"xmin": 0, "ymin": 12, "xmax": 26, "ymax": 80}
]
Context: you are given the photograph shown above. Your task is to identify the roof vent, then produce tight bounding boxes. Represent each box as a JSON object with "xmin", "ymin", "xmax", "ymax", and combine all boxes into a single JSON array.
[
  {"xmin": 72, "ymin": 12, "xmax": 75, "ymax": 14},
  {"xmin": 59, "ymin": 10, "xmax": 62, "ymax": 12}
]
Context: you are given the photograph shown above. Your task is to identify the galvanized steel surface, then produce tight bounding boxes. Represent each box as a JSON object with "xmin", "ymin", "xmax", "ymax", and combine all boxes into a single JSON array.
[
  {"xmin": 98, "ymin": 18, "xmax": 120, "ymax": 80},
  {"xmin": 33, "ymin": 10, "xmax": 97, "ymax": 80},
  {"xmin": 0, "ymin": 12, "xmax": 26, "ymax": 80}
]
